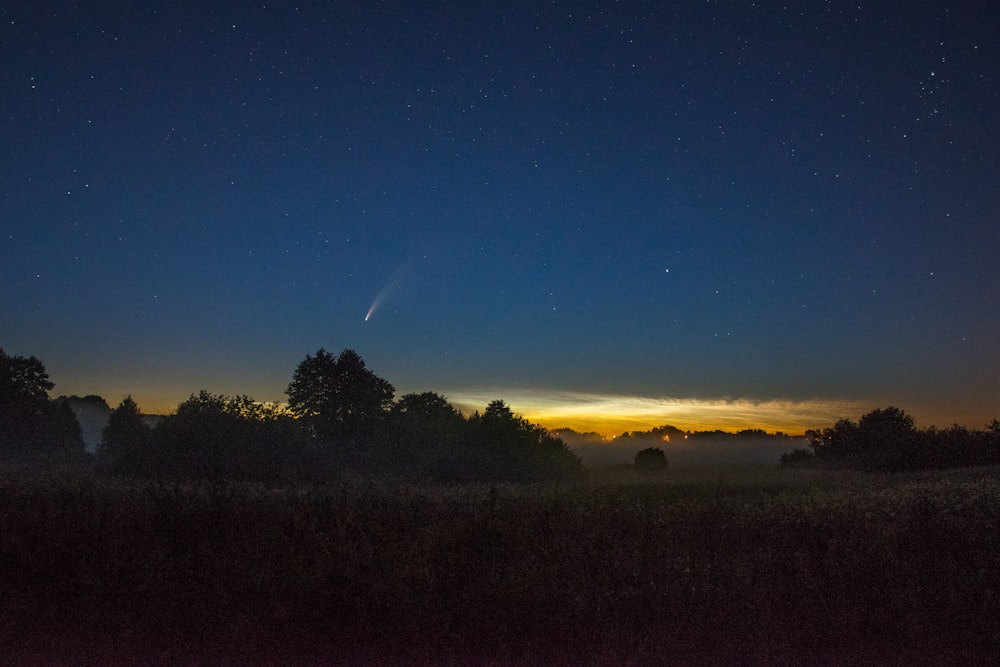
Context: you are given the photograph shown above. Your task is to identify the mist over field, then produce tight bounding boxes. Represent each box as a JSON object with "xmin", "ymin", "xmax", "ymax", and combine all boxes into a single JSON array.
[{"xmin": 557, "ymin": 428, "xmax": 803, "ymax": 469}]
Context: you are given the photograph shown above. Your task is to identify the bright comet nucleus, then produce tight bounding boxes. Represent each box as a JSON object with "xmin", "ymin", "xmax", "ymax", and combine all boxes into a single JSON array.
[
  {"xmin": 364, "ymin": 289, "xmax": 388, "ymax": 322},
  {"xmin": 365, "ymin": 259, "xmax": 413, "ymax": 322}
]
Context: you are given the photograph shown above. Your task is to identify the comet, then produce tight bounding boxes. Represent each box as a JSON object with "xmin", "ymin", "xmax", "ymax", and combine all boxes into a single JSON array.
[
  {"xmin": 364, "ymin": 258, "xmax": 413, "ymax": 322},
  {"xmin": 364, "ymin": 292, "xmax": 385, "ymax": 322}
]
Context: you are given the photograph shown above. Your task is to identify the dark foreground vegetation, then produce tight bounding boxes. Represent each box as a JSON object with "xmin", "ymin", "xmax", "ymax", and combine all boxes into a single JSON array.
[
  {"xmin": 5, "ymin": 346, "xmax": 1000, "ymax": 662},
  {"xmin": 2, "ymin": 466, "xmax": 1000, "ymax": 664}
]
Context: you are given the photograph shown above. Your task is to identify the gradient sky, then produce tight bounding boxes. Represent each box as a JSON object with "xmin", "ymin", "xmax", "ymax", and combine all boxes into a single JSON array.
[{"xmin": 2, "ymin": 2, "xmax": 998, "ymax": 436}]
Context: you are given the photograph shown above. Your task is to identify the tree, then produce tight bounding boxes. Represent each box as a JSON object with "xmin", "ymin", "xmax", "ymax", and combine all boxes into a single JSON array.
[
  {"xmin": 809, "ymin": 407, "xmax": 932, "ymax": 470},
  {"xmin": 385, "ymin": 392, "xmax": 466, "ymax": 475},
  {"xmin": 857, "ymin": 406, "xmax": 916, "ymax": 449},
  {"xmin": 48, "ymin": 398, "xmax": 86, "ymax": 453},
  {"xmin": 149, "ymin": 391, "xmax": 309, "ymax": 481},
  {"xmin": 285, "ymin": 349, "xmax": 395, "ymax": 450},
  {"xmin": 473, "ymin": 400, "xmax": 524, "ymax": 450},
  {"xmin": 99, "ymin": 396, "xmax": 150, "ymax": 471},
  {"xmin": 463, "ymin": 399, "xmax": 583, "ymax": 481},
  {"xmin": 779, "ymin": 447, "xmax": 819, "ymax": 468},
  {"xmin": 1, "ymin": 348, "xmax": 83, "ymax": 456},
  {"xmin": 634, "ymin": 447, "xmax": 668, "ymax": 475},
  {"xmin": 812, "ymin": 418, "xmax": 860, "ymax": 460},
  {"xmin": 0, "ymin": 348, "xmax": 54, "ymax": 405}
]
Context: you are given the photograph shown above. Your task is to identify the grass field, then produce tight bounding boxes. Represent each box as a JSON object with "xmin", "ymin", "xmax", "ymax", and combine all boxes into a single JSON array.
[{"xmin": 2, "ymin": 465, "xmax": 999, "ymax": 665}]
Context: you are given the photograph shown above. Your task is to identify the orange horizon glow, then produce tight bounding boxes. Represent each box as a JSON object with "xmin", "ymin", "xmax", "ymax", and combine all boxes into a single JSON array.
[
  {"xmin": 57, "ymin": 384, "xmax": 991, "ymax": 440},
  {"xmin": 443, "ymin": 388, "xmax": 873, "ymax": 437}
]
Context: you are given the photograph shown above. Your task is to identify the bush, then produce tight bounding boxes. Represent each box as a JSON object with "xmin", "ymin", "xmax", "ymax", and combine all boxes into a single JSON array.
[
  {"xmin": 779, "ymin": 447, "xmax": 819, "ymax": 468},
  {"xmin": 634, "ymin": 447, "xmax": 668, "ymax": 475},
  {"xmin": 134, "ymin": 392, "xmax": 312, "ymax": 482}
]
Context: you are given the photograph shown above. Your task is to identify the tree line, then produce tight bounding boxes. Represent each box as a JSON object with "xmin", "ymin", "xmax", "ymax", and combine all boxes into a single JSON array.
[
  {"xmin": 4, "ymin": 347, "xmax": 999, "ymax": 480},
  {"xmin": 781, "ymin": 406, "xmax": 1000, "ymax": 471},
  {"xmin": 1, "ymin": 347, "xmax": 582, "ymax": 483}
]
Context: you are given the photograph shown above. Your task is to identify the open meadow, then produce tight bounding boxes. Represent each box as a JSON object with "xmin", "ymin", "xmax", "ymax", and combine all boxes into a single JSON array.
[{"xmin": 2, "ymin": 464, "xmax": 999, "ymax": 665}]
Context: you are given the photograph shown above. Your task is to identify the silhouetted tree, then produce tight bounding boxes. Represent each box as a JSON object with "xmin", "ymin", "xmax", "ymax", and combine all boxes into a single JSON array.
[
  {"xmin": 99, "ymin": 396, "xmax": 150, "ymax": 471},
  {"xmin": 473, "ymin": 400, "xmax": 523, "ymax": 450},
  {"xmin": 805, "ymin": 406, "xmax": 1000, "ymax": 471},
  {"xmin": 59, "ymin": 394, "xmax": 112, "ymax": 452},
  {"xmin": 48, "ymin": 398, "xmax": 86, "ymax": 452},
  {"xmin": 384, "ymin": 392, "xmax": 466, "ymax": 475},
  {"xmin": 779, "ymin": 447, "xmax": 819, "ymax": 468},
  {"xmin": 1, "ymin": 349, "xmax": 54, "ymax": 455},
  {"xmin": 835, "ymin": 407, "xmax": 916, "ymax": 469},
  {"xmin": 1, "ymin": 348, "xmax": 53, "ymax": 404},
  {"xmin": 917, "ymin": 423, "xmax": 1000, "ymax": 469},
  {"xmin": 464, "ymin": 400, "xmax": 582, "ymax": 481},
  {"xmin": 857, "ymin": 406, "xmax": 916, "ymax": 448},
  {"xmin": 1, "ymin": 349, "xmax": 84, "ymax": 457},
  {"xmin": 612, "ymin": 425, "xmax": 684, "ymax": 449},
  {"xmin": 634, "ymin": 447, "xmax": 668, "ymax": 475},
  {"xmin": 811, "ymin": 418, "xmax": 861, "ymax": 461},
  {"xmin": 285, "ymin": 349, "xmax": 395, "ymax": 452},
  {"xmin": 149, "ymin": 391, "xmax": 309, "ymax": 481}
]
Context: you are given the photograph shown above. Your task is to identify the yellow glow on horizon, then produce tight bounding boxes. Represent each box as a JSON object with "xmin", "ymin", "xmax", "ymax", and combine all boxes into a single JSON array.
[
  {"xmin": 444, "ymin": 388, "xmax": 869, "ymax": 436},
  {"xmin": 65, "ymin": 379, "xmax": 958, "ymax": 437}
]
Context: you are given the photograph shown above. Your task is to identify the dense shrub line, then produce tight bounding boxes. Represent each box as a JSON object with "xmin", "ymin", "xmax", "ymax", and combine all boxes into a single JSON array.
[
  {"xmin": 3, "ymin": 468, "xmax": 1000, "ymax": 663},
  {"xmin": 782, "ymin": 406, "xmax": 1000, "ymax": 472},
  {"xmin": 4, "ymin": 347, "xmax": 583, "ymax": 484}
]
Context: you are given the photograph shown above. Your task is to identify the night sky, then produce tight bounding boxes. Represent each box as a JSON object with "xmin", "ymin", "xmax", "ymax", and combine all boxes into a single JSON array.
[{"xmin": 3, "ymin": 2, "xmax": 998, "ymax": 435}]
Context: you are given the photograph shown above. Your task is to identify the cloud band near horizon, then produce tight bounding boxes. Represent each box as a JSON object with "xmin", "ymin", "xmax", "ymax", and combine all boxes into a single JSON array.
[{"xmin": 443, "ymin": 388, "xmax": 870, "ymax": 436}]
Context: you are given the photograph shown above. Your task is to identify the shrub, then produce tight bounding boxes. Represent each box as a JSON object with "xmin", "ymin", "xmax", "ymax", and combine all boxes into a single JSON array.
[
  {"xmin": 779, "ymin": 447, "xmax": 819, "ymax": 468},
  {"xmin": 634, "ymin": 447, "xmax": 668, "ymax": 475}
]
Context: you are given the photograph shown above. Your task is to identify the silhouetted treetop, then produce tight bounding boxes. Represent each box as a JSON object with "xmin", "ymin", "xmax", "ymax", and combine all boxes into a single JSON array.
[
  {"xmin": 286, "ymin": 349, "xmax": 394, "ymax": 448},
  {"xmin": 1, "ymin": 349, "xmax": 85, "ymax": 456},
  {"xmin": 799, "ymin": 406, "xmax": 1000, "ymax": 471},
  {"xmin": 463, "ymin": 399, "xmax": 583, "ymax": 481},
  {"xmin": 1, "ymin": 348, "xmax": 54, "ymax": 405},
  {"xmin": 857, "ymin": 406, "xmax": 916, "ymax": 445},
  {"xmin": 635, "ymin": 447, "xmax": 668, "ymax": 475},
  {"xmin": 99, "ymin": 396, "xmax": 150, "ymax": 471},
  {"xmin": 391, "ymin": 392, "xmax": 465, "ymax": 433}
]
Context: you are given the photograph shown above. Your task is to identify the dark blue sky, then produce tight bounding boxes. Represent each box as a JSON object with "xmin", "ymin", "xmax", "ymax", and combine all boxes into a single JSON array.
[{"xmin": 3, "ymin": 1, "xmax": 997, "ymax": 434}]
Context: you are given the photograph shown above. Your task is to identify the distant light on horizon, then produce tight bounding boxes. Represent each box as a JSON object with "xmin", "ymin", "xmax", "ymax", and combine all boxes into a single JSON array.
[{"xmin": 443, "ymin": 388, "xmax": 870, "ymax": 436}]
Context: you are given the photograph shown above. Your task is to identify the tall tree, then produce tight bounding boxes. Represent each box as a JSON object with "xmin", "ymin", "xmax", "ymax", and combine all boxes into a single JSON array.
[
  {"xmin": 1, "ymin": 348, "xmax": 83, "ymax": 455},
  {"xmin": 464, "ymin": 399, "xmax": 583, "ymax": 481},
  {"xmin": 99, "ymin": 396, "xmax": 150, "ymax": 470},
  {"xmin": 386, "ymin": 392, "xmax": 466, "ymax": 474},
  {"xmin": 0, "ymin": 348, "xmax": 54, "ymax": 405},
  {"xmin": 286, "ymin": 349, "xmax": 395, "ymax": 449},
  {"xmin": 48, "ymin": 398, "xmax": 86, "ymax": 453},
  {"xmin": 857, "ymin": 406, "xmax": 916, "ymax": 449}
]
